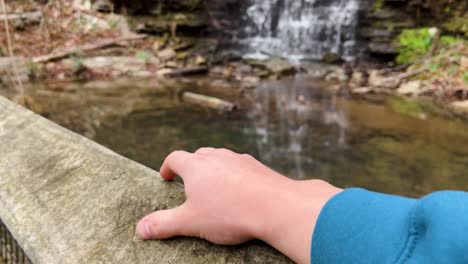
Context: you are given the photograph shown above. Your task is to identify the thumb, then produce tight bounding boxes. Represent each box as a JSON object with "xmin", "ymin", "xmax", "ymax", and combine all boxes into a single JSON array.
[{"xmin": 136, "ymin": 203, "xmax": 195, "ymax": 240}]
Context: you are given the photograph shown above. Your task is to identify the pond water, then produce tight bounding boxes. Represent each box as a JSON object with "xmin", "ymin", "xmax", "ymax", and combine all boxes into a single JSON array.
[{"xmin": 5, "ymin": 76, "xmax": 468, "ymax": 198}]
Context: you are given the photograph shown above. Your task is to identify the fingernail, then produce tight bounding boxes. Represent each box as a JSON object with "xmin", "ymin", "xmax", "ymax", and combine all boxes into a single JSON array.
[{"xmin": 136, "ymin": 221, "xmax": 151, "ymax": 240}]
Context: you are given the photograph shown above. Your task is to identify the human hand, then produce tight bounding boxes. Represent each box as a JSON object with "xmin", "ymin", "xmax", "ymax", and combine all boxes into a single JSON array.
[{"xmin": 136, "ymin": 148, "xmax": 341, "ymax": 264}]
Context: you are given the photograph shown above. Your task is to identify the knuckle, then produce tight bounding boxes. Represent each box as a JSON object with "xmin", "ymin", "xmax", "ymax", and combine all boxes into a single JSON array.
[
  {"xmin": 242, "ymin": 153, "xmax": 257, "ymax": 161},
  {"xmin": 167, "ymin": 150, "xmax": 192, "ymax": 163},
  {"xmin": 218, "ymin": 148, "xmax": 234, "ymax": 155},
  {"xmin": 195, "ymin": 147, "xmax": 214, "ymax": 154},
  {"xmin": 242, "ymin": 153, "xmax": 253, "ymax": 159}
]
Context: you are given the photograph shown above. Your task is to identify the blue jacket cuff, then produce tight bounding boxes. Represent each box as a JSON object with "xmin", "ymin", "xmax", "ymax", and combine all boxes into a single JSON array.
[{"xmin": 311, "ymin": 188, "xmax": 416, "ymax": 263}]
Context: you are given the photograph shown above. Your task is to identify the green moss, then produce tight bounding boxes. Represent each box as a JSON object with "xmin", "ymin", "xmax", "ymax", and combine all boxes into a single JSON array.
[
  {"xmin": 443, "ymin": 15, "xmax": 468, "ymax": 36},
  {"xmin": 388, "ymin": 98, "xmax": 426, "ymax": 119},
  {"xmin": 396, "ymin": 28, "xmax": 433, "ymax": 64},
  {"xmin": 440, "ymin": 35, "xmax": 464, "ymax": 45},
  {"xmin": 374, "ymin": 0, "xmax": 385, "ymax": 10}
]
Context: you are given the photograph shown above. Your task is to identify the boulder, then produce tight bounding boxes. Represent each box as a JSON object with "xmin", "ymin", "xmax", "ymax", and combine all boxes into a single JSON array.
[
  {"xmin": 249, "ymin": 58, "xmax": 295, "ymax": 76},
  {"xmin": 157, "ymin": 48, "xmax": 177, "ymax": 61},
  {"xmin": 396, "ymin": 80, "xmax": 423, "ymax": 96}
]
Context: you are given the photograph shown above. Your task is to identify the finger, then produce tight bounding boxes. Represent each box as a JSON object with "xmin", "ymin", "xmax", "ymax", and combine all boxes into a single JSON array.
[
  {"xmin": 194, "ymin": 147, "xmax": 215, "ymax": 155},
  {"xmin": 160, "ymin": 150, "xmax": 193, "ymax": 181},
  {"xmin": 136, "ymin": 203, "xmax": 196, "ymax": 240}
]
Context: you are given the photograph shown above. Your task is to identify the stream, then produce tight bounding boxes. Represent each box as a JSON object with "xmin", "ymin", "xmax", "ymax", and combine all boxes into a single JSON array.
[{"xmin": 15, "ymin": 76, "xmax": 467, "ymax": 198}]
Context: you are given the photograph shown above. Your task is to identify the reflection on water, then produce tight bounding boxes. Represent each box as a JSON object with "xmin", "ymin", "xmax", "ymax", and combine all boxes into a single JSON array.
[
  {"xmin": 248, "ymin": 78, "xmax": 349, "ymax": 179},
  {"xmin": 19, "ymin": 77, "xmax": 467, "ymax": 197}
]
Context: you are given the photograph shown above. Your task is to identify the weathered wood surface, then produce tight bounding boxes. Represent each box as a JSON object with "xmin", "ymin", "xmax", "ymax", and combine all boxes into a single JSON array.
[{"xmin": 0, "ymin": 96, "xmax": 290, "ymax": 264}]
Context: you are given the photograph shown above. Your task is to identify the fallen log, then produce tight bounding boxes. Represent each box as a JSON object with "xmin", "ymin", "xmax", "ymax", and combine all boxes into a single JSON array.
[
  {"xmin": 163, "ymin": 66, "xmax": 209, "ymax": 78},
  {"xmin": 182, "ymin": 91, "xmax": 236, "ymax": 111},
  {"xmin": 0, "ymin": 11, "xmax": 42, "ymax": 24},
  {"xmin": 32, "ymin": 34, "xmax": 147, "ymax": 63}
]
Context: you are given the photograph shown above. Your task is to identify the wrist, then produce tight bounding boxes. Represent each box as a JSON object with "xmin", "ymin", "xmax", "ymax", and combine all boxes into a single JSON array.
[{"xmin": 253, "ymin": 179, "xmax": 342, "ymax": 264}]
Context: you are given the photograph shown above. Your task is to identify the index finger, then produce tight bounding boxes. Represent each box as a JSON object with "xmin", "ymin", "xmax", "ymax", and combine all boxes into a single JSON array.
[{"xmin": 159, "ymin": 150, "xmax": 194, "ymax": 181}]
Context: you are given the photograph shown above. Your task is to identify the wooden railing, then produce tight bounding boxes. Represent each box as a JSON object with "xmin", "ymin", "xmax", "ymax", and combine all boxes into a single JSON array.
[{"xmin": 0, "ymin": 96, "xmax": 291, "ymax": 264}]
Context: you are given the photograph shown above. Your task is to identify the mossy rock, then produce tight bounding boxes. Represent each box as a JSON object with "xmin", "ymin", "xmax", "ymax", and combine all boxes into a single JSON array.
[{"xmin": 387, "ymin": 97, "xmax": 426, "ymax": 119}]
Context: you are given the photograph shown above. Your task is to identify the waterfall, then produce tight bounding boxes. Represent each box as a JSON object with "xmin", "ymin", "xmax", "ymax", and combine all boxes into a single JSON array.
[{"xmin": 240, "ymin": 0, "xmax": 360, "ymax": 61}]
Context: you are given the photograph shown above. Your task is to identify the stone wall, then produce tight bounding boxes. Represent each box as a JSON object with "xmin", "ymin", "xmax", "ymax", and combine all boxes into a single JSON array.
[{"xmin": 359, "ymin": 0, "xmax": 467, "ymax": 57}]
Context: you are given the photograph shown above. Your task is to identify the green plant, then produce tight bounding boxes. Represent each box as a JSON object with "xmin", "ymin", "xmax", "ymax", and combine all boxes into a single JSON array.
[
  {"xmin": 463, "ymin": 72, "xmax": 468, "ymax": 83},
  {"xmin": 26, "ymin": 61, "xmax": 41, "ymax": 80},
  {"xmin": 440, "ymin": 36, "xmax": 463, "ymax": 46},
  {"xmin": 396, "ymin": 28, "xmax": 433, "ymax": 64},
  {"xmin": 135, "ymin": 50, "xmax": 151, "ymax": 61}
]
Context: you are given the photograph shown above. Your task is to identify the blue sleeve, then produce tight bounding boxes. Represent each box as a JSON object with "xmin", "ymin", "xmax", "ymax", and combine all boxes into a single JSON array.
[{"xmin": 311, "ymin": 188, "xmax": 468, "ymax": 264}]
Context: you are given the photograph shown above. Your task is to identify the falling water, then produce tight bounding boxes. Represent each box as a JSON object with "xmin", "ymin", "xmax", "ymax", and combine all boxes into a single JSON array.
[{"xmin": 241, "ymin": 0, "xmax": 360, "ymax": 60}]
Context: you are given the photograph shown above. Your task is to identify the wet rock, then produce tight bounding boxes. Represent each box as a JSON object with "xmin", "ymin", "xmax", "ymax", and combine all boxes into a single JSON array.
[
  {"xmin": 73, "ymin": 0, "xmax": 92, "ymax": 10},
  {"xmin": 173, "ymin": 39, "xmax": 196, "ymax": 51},
  {"xmin": 0, "ymin": 57, "xmax": 29, "ymax": 84},
  {"xmin": 92, "ymin": 0, "xmax": 113, "ymax": 12},
  {"xmin": 265, "ymin": 58, "xmax": 295, "ymax": 75},
  {"xmin": 131, "ymin": 70, "xmax": 153, "ymax": 78},
  {"xmin": 152, "ymin": 41, "xmax": 162, "ymax": 53},
  {"xmin": 360, "ymin": 28, "xmax": 393, "ymax": 39},
  {"xmin": 195, "ymin": 56, "xmax": 207, "ymax": 65},
  {"xmin": 396, "ymin": 80, "xmax": 423, "ymax": 96},
  {"xmin": 450, "ymin": 100, "xmax": 468, "ymax": 114},
  {"xmin": 242, "ymin": 76, "xmax": 261, "ymax": 88},
  {"xmin": 368, "ymin": 70, "xmax": 400, "ymax": 89},
  {"xmin": 322, "ymin": 53, "xmax": 342, "ymax": 64},
  {"xmin": 325, "ymin": 68, "xmax": 348, "ymax": 82},
  {"xmin": 165, "ymin": 61, "xmax": 178, "ymax": 68},
  {"xmin": 351, "ymin": 87, "xmax": 373, "ymax": 94},
  {"xmin": 301, "ymin": 62, "xmax": 331, "ymax": 79},
  {"xmin": 349, "ymin": 71, "xmax": 367, "ymax": 88},
  {"xmin": 249, "ymin": 58, "xmax": 295, "ymax": 76},
  {"xmin": 11, "ymin": 18, "xmax": 26, "ymax": 30},
  {"xmin": 369, "ymin": 42, "xmax": 397, "ymax": 54},
  {"xmin": 157, "ymin": 48, "xmax": 176, "ymax": 61},
  {"xmin": 156, "ymin": 68, "xmax": 174, "ymax": 77}
]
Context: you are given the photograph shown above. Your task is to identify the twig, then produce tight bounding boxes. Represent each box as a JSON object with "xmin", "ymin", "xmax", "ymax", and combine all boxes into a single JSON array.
[
  {"xmin": 0, "ymin": 11, "xmax": 42, "ymax": 23},
  {"xmin": 32, "ymin": 34, "xmax": 147, "ymax": 63}
]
